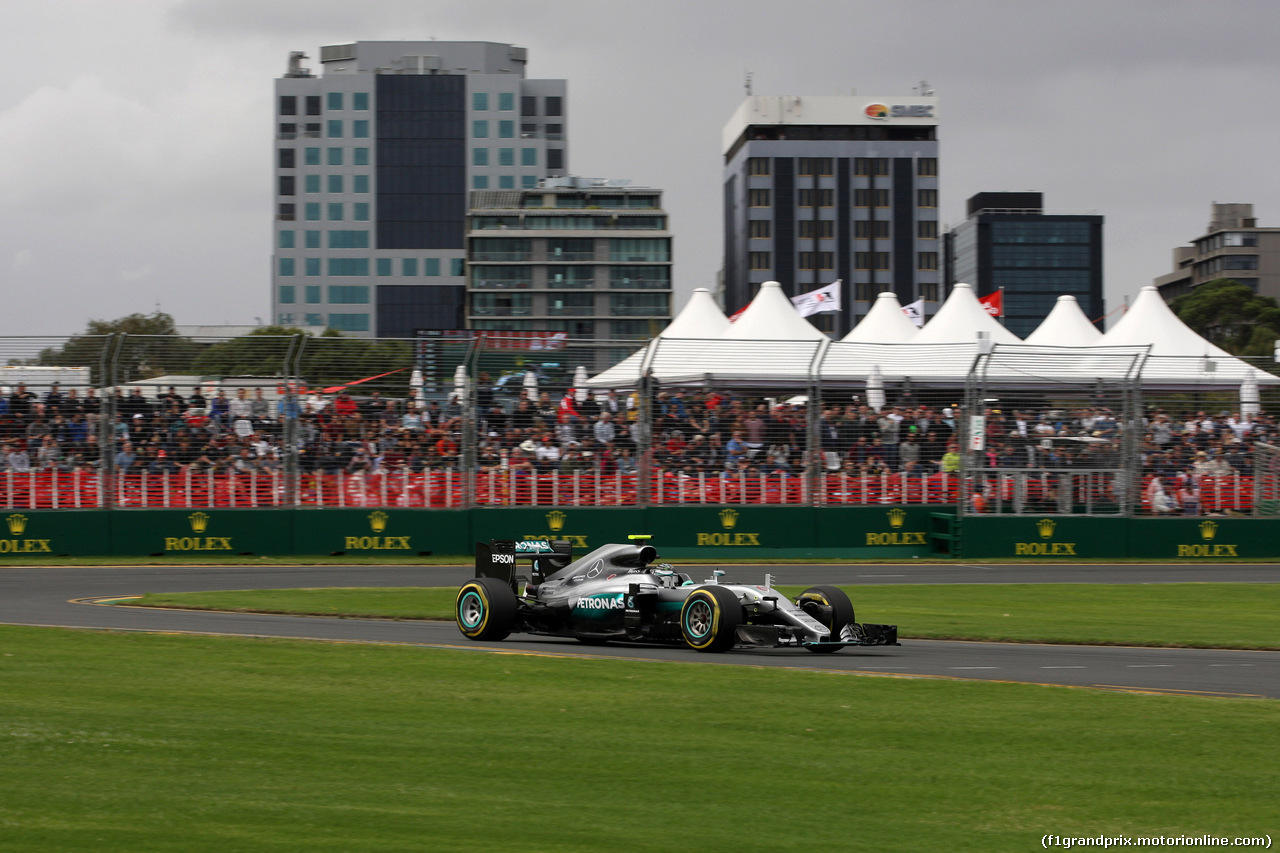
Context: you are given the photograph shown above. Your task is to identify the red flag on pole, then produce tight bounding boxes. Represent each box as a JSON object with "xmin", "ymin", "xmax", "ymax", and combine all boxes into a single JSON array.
[{"xmin": 978, "ymin": 290, "xmax": 1003, "ymax": 317}]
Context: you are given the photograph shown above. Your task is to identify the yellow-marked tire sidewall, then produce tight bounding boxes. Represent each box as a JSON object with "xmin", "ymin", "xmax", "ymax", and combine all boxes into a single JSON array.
[
  {"xmin": 457, "ymin": 583, "xmax": 490, "ymax": 637},
  {"xmin": 681, "ymin": 591, "xmax": 720, "ymax": 650}
]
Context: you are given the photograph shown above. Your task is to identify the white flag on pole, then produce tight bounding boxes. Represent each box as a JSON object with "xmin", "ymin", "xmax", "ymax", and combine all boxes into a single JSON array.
[
  {"xmin": 902, "ymin": 298, "xmax": 925, "ymax": 327},
  {"xmin": 790, "ymin": 280, "xmax": 842, "ymax": 317}
]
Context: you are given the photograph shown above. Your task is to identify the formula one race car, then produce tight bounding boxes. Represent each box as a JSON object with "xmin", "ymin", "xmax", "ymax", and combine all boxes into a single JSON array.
[{"xmin": 455, "ymin": 536, "xmax": 898, "ymax": 653}]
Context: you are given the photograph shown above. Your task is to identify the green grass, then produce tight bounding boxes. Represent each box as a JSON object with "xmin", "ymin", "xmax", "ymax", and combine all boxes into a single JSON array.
[
  {"xmin": 1, "ymin": 624, "xmax": 1276, "ymax": 852},
  {"xmin": 126, "ymin": 583, "xmax": 1280, "ymax": 650}
]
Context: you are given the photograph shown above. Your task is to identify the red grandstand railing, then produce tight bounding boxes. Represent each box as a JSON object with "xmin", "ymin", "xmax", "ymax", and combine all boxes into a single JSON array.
[{"xmin": 0, "ymin": 469, "xmax": 1258, "ymax": 513}]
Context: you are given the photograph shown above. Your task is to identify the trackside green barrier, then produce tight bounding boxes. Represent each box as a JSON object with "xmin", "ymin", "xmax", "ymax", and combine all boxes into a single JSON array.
[{"xmin": 3, "ymin": 507, "xmax": 1279, "ymax": 559}]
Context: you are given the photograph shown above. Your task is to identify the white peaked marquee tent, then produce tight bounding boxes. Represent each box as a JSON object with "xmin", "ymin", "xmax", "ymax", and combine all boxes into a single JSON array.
[
  {"xmin": 585, "ymin": 280, "xmax": 1278, "ymax": 390},
  {"xmin": 842, "ymin": 291, "xmax": 920, "ymax": 343},
  {"xmin": 1023, "ymin": 295, "xmax": 1104, "ymax": 346}
]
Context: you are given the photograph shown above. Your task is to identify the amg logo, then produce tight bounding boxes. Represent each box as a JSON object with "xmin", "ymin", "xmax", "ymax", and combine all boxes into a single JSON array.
[
  {"xmin": 0, "ymin": 539, "xmax": 53, "ymax": 553},
  {"xmin": 575, "ymin": 595, "xmax": 625, "ymax": 610},
  {"xmin": 1177, "ymin": 544, "xmax": 1239, "ymax": 557},
  {"xmin": 164, "ymin": 537, "xmax": 233, "ymax": 552},
  {"xmin": 1013, "ymin": 542, "xmax": 1077, "ymax": 556},
  {"xmin": 865, "ymin": 531, "xmax": 928, "ymax": 546},
  {"xmin": 344, "ymin": 536, "xmax": 411, "ymax": 551}
]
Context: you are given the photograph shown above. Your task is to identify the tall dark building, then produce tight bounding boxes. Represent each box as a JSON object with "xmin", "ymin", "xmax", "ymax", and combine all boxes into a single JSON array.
[
  {"xmin": 721, "ymin": 93, "xmax": 941, "ymax": 337},
  {"xmin": 271, "ymin": 42, "xmax": 568, "ymax": 337},
  {"xmin": 944, "ymin": 192, "xmax": 1104, "ymax": 338}
]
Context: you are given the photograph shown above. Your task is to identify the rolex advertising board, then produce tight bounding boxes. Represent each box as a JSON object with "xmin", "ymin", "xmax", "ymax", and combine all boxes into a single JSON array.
[
  {"xmin": 111, "ymin": 510, "xmax": 293, "ymax": 556},
  {"xmin": 292, "ymin": 509, "xmax": 470, "ymax": 556},
  {"xmin": 0, "ymin": 510, "xmax": 110, "ymax": 556}
]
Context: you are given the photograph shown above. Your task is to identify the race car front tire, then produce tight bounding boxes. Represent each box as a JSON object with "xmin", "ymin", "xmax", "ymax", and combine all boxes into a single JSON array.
[
  {"xmin": 456, "ymin": 578, "xmax": 518, "ymax": 641},
  {"xmin": 796, "ymin": 585, "xmax": 856, "ymax": 653},
  {"xmin": 680, "ymin": 586, "xmax": 742, "ymax": 653}
]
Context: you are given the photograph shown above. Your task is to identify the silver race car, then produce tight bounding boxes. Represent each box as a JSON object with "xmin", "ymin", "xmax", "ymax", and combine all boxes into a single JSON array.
[{"xmin": 455, "ymin": 535, "xmax": 898, "ymax": 653}]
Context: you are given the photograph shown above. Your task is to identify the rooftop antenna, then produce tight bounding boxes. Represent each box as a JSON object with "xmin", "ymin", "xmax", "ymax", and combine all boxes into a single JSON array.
[
  {"xmin": 918, "ymin": 79, "xmax": 935, "ymax": 97},
  {"xmin": 744, "ymin": 71, "xmax": 752, "ymax": 97}
]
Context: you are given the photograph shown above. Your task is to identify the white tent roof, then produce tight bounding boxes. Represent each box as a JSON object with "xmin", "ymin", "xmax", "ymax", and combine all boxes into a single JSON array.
[
  {"xmin": 915, "ymin": 282, "xmax": 1022, "ymax": 345},
  {"xmin": 1024, "ymin": 295, "xmax": 1104, "ymax": 346},
  {"xmin": 722, "ymin": 281, "xmax": 828, "ymax": 341},
  {"xmin": 842, "ymin": 291, "xmax": 920, "ymax": 343},
  {"xmin": 1101, "ymin": 285, "xmax": 1278, "ymax": 385},
  {"xmin": 662, "ymin": 288, "xmax": 731, "ymax": 338}
]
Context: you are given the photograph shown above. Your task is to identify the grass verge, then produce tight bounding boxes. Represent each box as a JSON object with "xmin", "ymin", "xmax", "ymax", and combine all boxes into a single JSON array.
[
  {"xmin": 123, "ymin": 583, "xmax": 1280, "ymax": 650},
  {"xmin": 1, "ymin": 624, "xmax": 1276, "ymax": 852}
]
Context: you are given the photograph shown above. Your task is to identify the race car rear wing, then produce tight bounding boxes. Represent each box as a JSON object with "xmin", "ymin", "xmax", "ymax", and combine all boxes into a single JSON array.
[{"xmin": 475, "ymin": 539, "xmax": 573, "ymax": 592}]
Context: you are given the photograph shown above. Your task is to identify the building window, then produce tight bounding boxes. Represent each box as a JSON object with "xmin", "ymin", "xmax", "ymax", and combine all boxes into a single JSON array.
[
  {"xmin": 498, "ymin": 92, "xmax": 515, "ymax": 111},
  {"xmin": 522, "ymin": 95, "xmax": 537, "ymax": 116},
  {"xmin": 522, "ymin": 175, "xmax": 537, "ymax": 189},
  {"xmin": 876, "ymin": 252, "xmax": 891, "ymax": 269},
  {"xmin": 328, "ymin": 285, "xmax": 369, "ymax": 304},
  {"xmin": 304, "ymin": 203, "xmax": 320, "ymax": 221},
  {"xmin": 855, "ymin": 189, "xmax": 890, "ymax": 207},
  {"xmin": 328, "ymin": 148, "xmax": 343, "ymax": 166},
  {"xmin": 327, "ymin": 120, "xmax": 343, "ymax": 138},
  {"xmin": 798, "ymin": 252, "xmax": 835, "ymax": 270},
  {"xmin": 328, "ymin": 230, "xmax": 369, "ymax": 249},
  {"xmin": 498, "ymin": 121, "xmax": 515, "ymax": 138},
  {"xmin": 473, "ymin": 92, "xmax": 489, "ymax": 111},
  {"xmin": 328, "ymin": 313, "xmax": 370, "ymax": 332},
  {"xmin": 749, "ymin": 188, "xmax": 771, "ymax": 207},
  {"xmin": 798, "ymin": 220, "xmax": 834, "ymax": 239},
  {"xmin": 305, "ymin": 96, "xmax": 321, "ymax": 116},
  {"xmin": 328, "ymin": 174, "xmax": 344, "ymax": 194},
  {"xmin": 327, "ymin": 203, "xmax": 343, "ymax": 221},
  {"xmin": 353, "ymin": 203, "xmax": 369, "ymax": 221},
  {"xmin": 1224, "ymin": 255, "xmax": 1259, "ymax": 270},
  {"xmin": 918, "ymin": 252, "xmax": 939, "ymax": 270},
  {"xmin": 609, "ymin": 292, "xmax": 668, "ymax": 316},
  {"xmin": 473, "ymin": 148, "xmax": 489, "ymax": 166},
  {"xmin": 304, "ymin": 147, "xmax": 320, "ymax": 166},
  {"xmin": 749, "ymin": 220, "xmax": 772, "ymax": 239},
  {"xmin": 425, "ymin": 258, "xmax": 441, "ymax": 276},
  {"xmin": 798, "ymin": 158, "xmax": 833, "ymax": 176},
  {"xmin": 855, "ymin": 220, "xmax": 891, "ymax": 239},
  {"xmin": 749, "ymin": 252, "xmax": 772, "ymax": 270},
  {"xmin": 327, "ymin": 258, "xmax": 369, "ymax": 276},
  {"xmin": 278, "ymin": 176, "xmax": 295, "ymax": 196},
  {"xmin": 278, "ymin": 148, "xmax": 295, "ymax": 169},
  {"xmin": 451, "ymin": 258, "xmax": 465, "ymax": 276},
  {"xmin": 917, "ymin": 220, "xmax": 938, "ymax": 239},
  {"xmin": 278, "ymin": 258, "xmax": 295, "ymax": 277},
  {"xmin": 352, "ymin": 120, "xmax": 369, "ymax": 138},
  {"xmin": 545, "ymin": 96, "xmax": 562, "ymax": 116},
  {"xmin": 402, "ymin": 258, "xmax": 418, "ymax": 276},
  {"xmin": 798, "ymin": 189, "xmax": 834, "ymax": 207},
  {"xmin": 278, "ymin": 230, "xmax": 295, "ymax": 249},
  {"xmin": 922, "ymin": 282, "xmax": 939, "ymax": 301},
  {"xmin": 326, "ymin": 92, "xmax": 343, "ymax": 111},
  {"xmin": 304, "ymin": 123, "xmax": 321, "ymax": 137},
  {"xmin": 856, "ymin": 252, "xmax": 892, "ymax": 269},
  {"xmin": 353, "ymin": 175, "xmax": 369, "ymax": 193},
  {"xmin": 747, "ymin": 157, "xmax": 771, "ymax": 176},
  {"xmin": 305, "ymin": 258, "xmax": 321, "ymax": 277},
  {"xmin": 353, "ymin": 147, "xmax": 369, "ymax": 166},
  {"xmin": 305, "ymin": 230, "xmax": 321, "ymax": 248},
  {"xmin": 610, "ymin": 239, "xmax": 669, "ymax": 262},
  {"xmin": 498, "ymin": 176, "xmax": 515, "ymax": 189},
  {"xmin": 521, "ymin": 148, "xmax": 536, "ymax": 166},
  {"xmin": 304, "ymin": 175, "xmax": 320, "ymax": 193},
  {"xmin": 610, "ymin": 266, "xmax": 669, "ymax": 288},
  {"xmin": 279, "ymin": 95, "xmax": 297, "ymax": 116},
  {"xmin": 917, "ymin": 158, "xmax": 938, "ymax": 177},
  {"xmin": 473, "ymin": 120, "xmax": 489, "ymax": 138},
  {"xmin": 918, "ymin": 189, "xmax": 938, "ymax": 208},
  {"xmin": 473, "ymin": 175, "xmax": 489, "ymax": 189},
  {"xmin": 854, "ymin": 158, "xmax": 889, "ymax": 176},
  {"xmin": 302, "ymin": 312, "xmax": 323, "ymax": 326},
  {"xmin": 377, "ymin": 258, "xmax": 392, "ymax": 276},
  {"xmin": 498, "ymin": 148, "xmax": 515, "ymax": 166},
  {"xmin": 279, "ymin": 284, "xmax": 296, "ymax": 303},
  {"xmin": 278, "ymin": 203, "xmax": 295, "ymax": 221},
  {"xmin": 278, "ymin": 122, "xmax": 296, "ymax": 138},
  {"xmin": 352, "ymin": 92, "xmax": 369, "ymax": 111},
  {"xmin": 855, "ymin": 283, "xmax": 874, "ymax": 301}
]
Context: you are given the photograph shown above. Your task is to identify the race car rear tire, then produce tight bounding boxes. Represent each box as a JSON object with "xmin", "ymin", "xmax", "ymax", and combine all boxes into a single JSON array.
[
  {"xmin": 680, "ymin": 586, "xmax": 742, "ymax": 653},
  {"xmin": 796, "ymin": 585, "xmax": 855, "ymax": 653},
  {"xmin": 456, "ymin": 578, "xmax": 518, "ymax": 641}
]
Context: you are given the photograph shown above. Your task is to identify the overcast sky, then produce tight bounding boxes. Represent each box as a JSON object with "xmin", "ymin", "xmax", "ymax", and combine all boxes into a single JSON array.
[{"xmin": 4, "ymin": 0, "xmax": 1279, "ymax": 337}]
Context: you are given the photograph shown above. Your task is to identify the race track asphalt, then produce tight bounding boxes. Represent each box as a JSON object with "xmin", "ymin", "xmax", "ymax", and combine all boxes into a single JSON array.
[{"xmin": 2, "ymin": 563, "xmax": 1277, "ymax": 699}]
